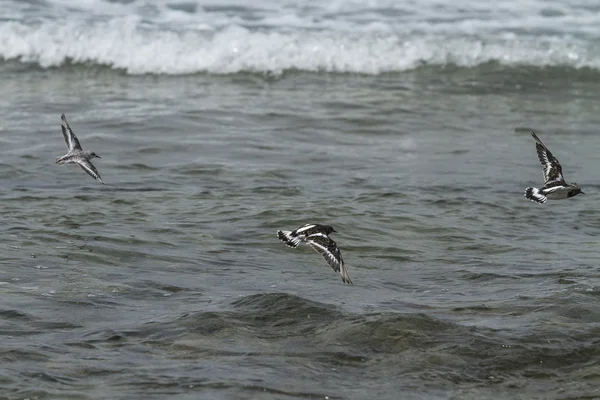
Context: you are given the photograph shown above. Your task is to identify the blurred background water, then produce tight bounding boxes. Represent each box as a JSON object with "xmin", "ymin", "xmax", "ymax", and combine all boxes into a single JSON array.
[{"xmin": 1, "ymin": 0, "xmax": 600, "ymax": 399}]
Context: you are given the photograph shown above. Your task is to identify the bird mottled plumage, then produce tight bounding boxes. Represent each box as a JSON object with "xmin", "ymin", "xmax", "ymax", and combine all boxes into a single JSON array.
[
  {"xmin": 277, "ymin": 224, "xmax": 352, "ymax": 285},
  {"xmin": 524, "ymin": 131, "xmax": 583, "ymax": 204},
  {"xmin": 55, "ymin": 114, "xmax": 104, "ymax": 184}
]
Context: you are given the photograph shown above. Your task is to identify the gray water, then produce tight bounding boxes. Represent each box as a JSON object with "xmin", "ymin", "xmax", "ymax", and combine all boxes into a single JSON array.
[{"xmin": 1, "ymin": 64, "xmax": 600, "ymax": 399}]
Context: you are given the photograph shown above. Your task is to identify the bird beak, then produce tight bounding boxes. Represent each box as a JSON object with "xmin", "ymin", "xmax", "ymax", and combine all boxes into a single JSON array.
[
  {"xmin": 96, "ymin": 155, "xmax": 102, "ymax": 159},
  {"xmin": 332, "ymin": 229, "xmax": 337, "ymax": 233},
  {"xmin": 581, "ymin": 191, "xmax": 585, "ymax": 194}
]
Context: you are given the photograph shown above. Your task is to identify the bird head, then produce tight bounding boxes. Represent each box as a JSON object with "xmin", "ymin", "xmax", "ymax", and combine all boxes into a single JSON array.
[{"xmin": 570, "ymin": 184, "xmax": 584, "ymax": 196}]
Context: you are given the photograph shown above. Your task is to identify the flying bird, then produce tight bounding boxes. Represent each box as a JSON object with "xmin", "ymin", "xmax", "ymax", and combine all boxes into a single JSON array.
[
  {"xmin": 277, "ymin": 223, "xmax": 353, "ymax": 285},
  {"xmin": 524, "ymin": 131, "xmax": 583, "ymax": 204},
  {"xmin": 55, "ymin": 114, "xmax": 104, "ymax": 184}
]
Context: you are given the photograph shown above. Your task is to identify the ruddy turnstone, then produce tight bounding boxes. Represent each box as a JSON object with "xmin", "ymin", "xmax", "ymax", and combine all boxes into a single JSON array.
[
  {"xmin": 524, "ymin": 131, "xmax": 583, "ymax": 204},
  {"xmin": 277, "ymin": 224, "xmax": 353, "ymax": 285},
  {"xmin": 55, "ymin": 114, "xmax": 104, "ymax": 184}
]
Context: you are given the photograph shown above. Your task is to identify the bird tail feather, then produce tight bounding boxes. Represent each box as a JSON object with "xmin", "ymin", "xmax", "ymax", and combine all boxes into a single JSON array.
[
  {"xmin": 277, "ymin": 230, "xmax": 301, "ymax": 248},
  {"xmin": 525, "ymin": 187, "xmax": 547, "ymax": 204}
]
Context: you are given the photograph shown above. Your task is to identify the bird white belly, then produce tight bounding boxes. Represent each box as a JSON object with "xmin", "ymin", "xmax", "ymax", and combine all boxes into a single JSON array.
[{"xmin": 544, "ymin": 187, "xmax": 570, "ymax": 200}]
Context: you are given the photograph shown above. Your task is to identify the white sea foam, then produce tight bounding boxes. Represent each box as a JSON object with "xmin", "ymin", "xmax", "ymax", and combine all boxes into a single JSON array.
[{"xmin": 1, "ymin": 0, "xmax": 599, "ymax": 74}]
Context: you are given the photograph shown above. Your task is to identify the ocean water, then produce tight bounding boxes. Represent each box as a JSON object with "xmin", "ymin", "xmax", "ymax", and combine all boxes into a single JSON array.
[{"xmin": 2, "ymin": 0, "xmax": 600, "ymax": 399}]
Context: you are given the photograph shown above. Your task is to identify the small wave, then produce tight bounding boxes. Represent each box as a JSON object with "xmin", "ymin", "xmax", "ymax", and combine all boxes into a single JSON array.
[
  {"xmin": 1, "ymin": 17, "xmax": 599, "ymax": 75},
  {"xmin": 232, "ymin": 292, "xmax": 338, "ymax": 314},
  {"xmin": 0, "ymin": 309, "xmax": 32, "ymax": 320}
]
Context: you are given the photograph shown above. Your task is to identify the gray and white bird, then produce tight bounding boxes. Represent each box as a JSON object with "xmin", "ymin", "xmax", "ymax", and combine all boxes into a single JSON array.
[
  {"xmin": 277, "ymin": 223, "xmax": 353, "ymax": 285},
  {"xmin": 55, "ymin": 114, "xmax": 104, "ymax": 184},
  {"xmin": 524, "ymin": 131, "xmax": 583, "ymax": 204}
]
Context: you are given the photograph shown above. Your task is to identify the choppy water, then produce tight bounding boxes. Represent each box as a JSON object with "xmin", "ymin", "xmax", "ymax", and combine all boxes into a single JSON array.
[{"xmin": 2, "ymin": 1, "xmax": 600, "ymax": 399}]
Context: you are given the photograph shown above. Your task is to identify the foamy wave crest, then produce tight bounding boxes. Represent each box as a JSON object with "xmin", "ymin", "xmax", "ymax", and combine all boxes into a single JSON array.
[{"xmin": 0, "ymin": 18, "xmax": 597, "ymax": 75}]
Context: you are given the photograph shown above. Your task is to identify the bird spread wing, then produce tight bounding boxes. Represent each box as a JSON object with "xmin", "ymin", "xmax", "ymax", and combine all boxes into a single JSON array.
[
  {"xmin": 531, "ymin": 132, "xmax": 565, "ymax": 184},
  {"xmin": 76, "ymin": 159, "xmax": 104, "ymax": 183},
  {"xmin": 306, "ymin": 233, "xmax": 352, "ymax": 284},
  {"xmin": 277, "ymin": 224, "xmax": 319, "ymax": 248},
  {"xmin": 61, "ymin": 114, "xmax": 82, "ymax": 151}
]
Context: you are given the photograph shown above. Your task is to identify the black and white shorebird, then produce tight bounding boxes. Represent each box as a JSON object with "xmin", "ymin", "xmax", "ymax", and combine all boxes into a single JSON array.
[
  {"xmin": 277, "ymin": 224, "xmax": 353, "ymax": 285},
  {"xmin": 524, "ymin": 131, "xmax": 583, "ymax": 204},
  {"xmin": 55, "ymin": 114, "xmax": 104, "ymax": 184}
]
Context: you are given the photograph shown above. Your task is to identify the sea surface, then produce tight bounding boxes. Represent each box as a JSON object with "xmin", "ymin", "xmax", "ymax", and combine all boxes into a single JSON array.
[{"xmin": 1, "ymin": 0, "xmax": 600, "ymax": 399}]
